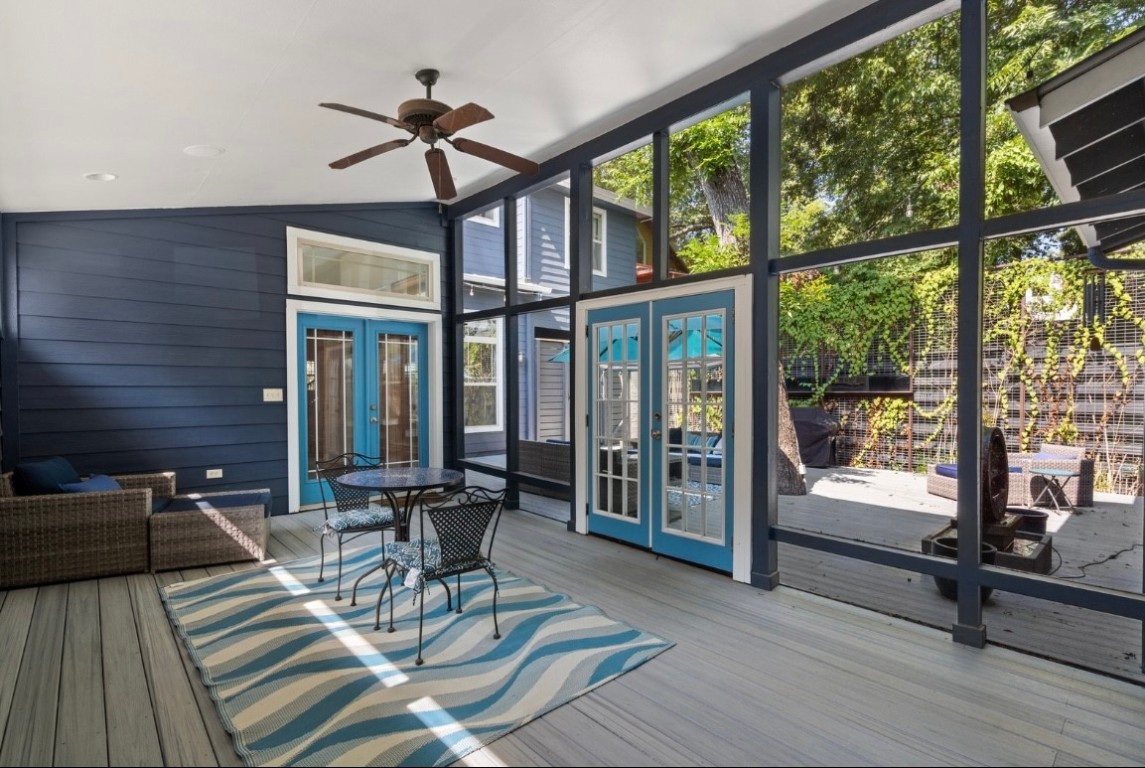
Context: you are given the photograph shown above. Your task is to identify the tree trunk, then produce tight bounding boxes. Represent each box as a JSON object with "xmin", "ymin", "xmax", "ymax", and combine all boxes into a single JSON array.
[
  {"xmin": 776, "ymin": 363, "xmax": 807, "ymax": 495},
  {"xmin": 684, "ymin": 149, "xmax": 749, "ymax": 250}
]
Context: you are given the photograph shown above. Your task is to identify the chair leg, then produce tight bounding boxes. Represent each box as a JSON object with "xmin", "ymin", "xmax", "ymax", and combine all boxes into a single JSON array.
[
  {"xmin": 373, "ymin": 563, "xmax": 394, "ymax": 631},
  {"xmin": 439, "ymin": 579, "xmax": 453, "ymax": 613},
  {"xmin": 416, "ymin": 588, "xmax": 426, "ymax": 666},
  {"xmin": 387, "ymin": 568, "xmax": 400, "ymax": 633},
  {"xmin": 456, "ymin": 574, "xmax": 463, "ymax": 614},
  {"xmin": 489, "ymin": 568, "xmax": 501, "ymax": 640},
  {"xmin": 334, "ymin": 537, "xmax": 345, "ymax": 601},
  {"xmin": 318, "ymin": 533, "xmax": 327, "ymax": 583}
]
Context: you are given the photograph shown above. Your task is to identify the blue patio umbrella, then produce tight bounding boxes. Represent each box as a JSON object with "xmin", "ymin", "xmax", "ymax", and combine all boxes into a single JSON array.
[
  {"xmin": 548, "ymin": 315, "xmax": 723, "ymax": 362},
  {"xmin": 666, "ymin": 314, "xmax": 723, "ymax": 359}
]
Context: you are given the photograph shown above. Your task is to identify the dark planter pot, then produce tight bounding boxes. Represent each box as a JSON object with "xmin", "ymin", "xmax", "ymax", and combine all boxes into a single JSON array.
[
  {"xmin": 1008, "ymin": 507, "xmax": 1049, "ymax": 535},
  {"xmin": 931, "ymin": 536, "xmax": 996, "ymax": 602}
]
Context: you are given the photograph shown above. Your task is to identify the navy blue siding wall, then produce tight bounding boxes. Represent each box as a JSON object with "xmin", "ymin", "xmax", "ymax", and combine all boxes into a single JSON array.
[{"xmin": 4, "ymin": 204, "xmax": 447, "ymax": 515}]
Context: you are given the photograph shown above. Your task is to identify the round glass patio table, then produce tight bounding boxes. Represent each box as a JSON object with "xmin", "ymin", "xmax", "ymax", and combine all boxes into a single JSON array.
[{"xmin": 333, "ymin": 467, "xmax": 465, "ymax": 603}]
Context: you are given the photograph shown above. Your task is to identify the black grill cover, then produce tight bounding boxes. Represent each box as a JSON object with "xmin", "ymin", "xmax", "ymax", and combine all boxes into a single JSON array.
[{"xmin": 790, "ymin": 407, "xmax": 840, "ymax": 468}]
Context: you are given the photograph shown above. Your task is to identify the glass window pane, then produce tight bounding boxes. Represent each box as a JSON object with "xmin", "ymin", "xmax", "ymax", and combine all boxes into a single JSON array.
[
  {"xmin": 593, "ymin": 140, "xmax": 653, "ymax": 289},
  {"xmin": 781, "ymin": 13, "xmax": 958, "ymax": 256},
  {"xmin": 517, "ymin": 176, "xmax": 571, "ymax": 303},
  {"xmin": 306, "ymin": 329, "xmax": 355, "ymax": 481},
  {"xmin": 988, "ymin": 6, "xmax": 1145, "ymax": 219},
  {"xmin": 462, "ymin": 205, "xmax": 506, "ymax": 311},
  {"xmin": 668, "ymin": 98, "xmax": 750, "ymax": 277}
]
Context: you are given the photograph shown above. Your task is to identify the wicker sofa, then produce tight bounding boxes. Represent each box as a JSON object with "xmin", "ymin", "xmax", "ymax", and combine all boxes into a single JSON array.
[
  {"xmin": 926, "ymin": 442, "xmax": 1094, "ymax": 509},
  {"xmin": 0, "ymin": 469, "xmax": 272, "ymax": 587},
  {"xmin": 0, "ymin": 470, "xmax": 175, "ymax": 589},
  {"xmin": 518, "ymin": 439, "xmax": 571, "ymax": 498}
]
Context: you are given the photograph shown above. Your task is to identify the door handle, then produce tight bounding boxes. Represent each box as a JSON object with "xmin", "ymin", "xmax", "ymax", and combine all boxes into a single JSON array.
[
  {"xmin": 370, "ymin": 417, "xmax": 379, "ymax": 424},
  {"xmin": 651, "ymin": 429, "xmax": 662, "ymax": 439}
]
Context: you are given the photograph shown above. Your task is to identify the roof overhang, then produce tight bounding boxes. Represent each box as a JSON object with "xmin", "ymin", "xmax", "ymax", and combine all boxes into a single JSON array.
[{"xmin": 1007, "ymin": 28, "xmax": 1145, "ymax": 253}]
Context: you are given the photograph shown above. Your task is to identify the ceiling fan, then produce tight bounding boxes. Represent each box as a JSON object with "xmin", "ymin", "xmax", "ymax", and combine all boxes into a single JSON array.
[{"xmin": 320, "ymin": 69, "xmax": 540, "ymax": 200}]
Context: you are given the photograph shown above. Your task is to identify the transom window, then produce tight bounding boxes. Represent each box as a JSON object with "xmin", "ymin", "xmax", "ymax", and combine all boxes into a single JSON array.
[{"xmin": 286, "ymin": 226, "xmax": 441, "ymax": 309}]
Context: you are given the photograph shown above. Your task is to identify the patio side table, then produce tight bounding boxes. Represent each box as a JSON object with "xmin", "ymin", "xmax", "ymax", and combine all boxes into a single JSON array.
[{"xmin": 1030, "ymin": 467, "xmax": 1080, "ymax": 514}]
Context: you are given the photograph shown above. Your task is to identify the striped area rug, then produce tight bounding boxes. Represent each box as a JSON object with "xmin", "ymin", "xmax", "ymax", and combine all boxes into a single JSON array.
[{"xmin": 161, "ymin": 550, "xmax": 672, "ymax": 766}]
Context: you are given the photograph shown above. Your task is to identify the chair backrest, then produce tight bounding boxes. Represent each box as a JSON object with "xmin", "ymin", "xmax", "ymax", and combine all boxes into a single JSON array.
[
  {"xmin": 424, "ymin": 486, "xmax": 507, "ymax": 570},
  {"xmin": 316, "ymin": 453, "xmax": 383, "ymax": 516}
]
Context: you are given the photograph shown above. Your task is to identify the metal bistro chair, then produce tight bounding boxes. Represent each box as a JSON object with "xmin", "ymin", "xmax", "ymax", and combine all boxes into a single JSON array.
[
  {"xmin": 316, "ymin": 452, "xmax": 395, "ymax": 601},
  {"xmin": 373, "ymin": 485, "xmax": 507, "ymax": 665}
]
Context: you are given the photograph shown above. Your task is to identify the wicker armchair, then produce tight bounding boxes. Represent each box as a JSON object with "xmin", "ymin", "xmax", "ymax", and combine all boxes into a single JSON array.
[{"xmin": 0, "ymin": 470, "xmax": 175, "ymax": 589}]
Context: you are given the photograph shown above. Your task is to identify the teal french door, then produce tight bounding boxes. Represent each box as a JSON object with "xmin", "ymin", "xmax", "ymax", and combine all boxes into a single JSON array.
[
  {"xmin": 586, "ymin": 290, "xmax": 734, "ymax": 571},
  {"xmin": 297, "ymin": 313, "xmax": 429, "ymax": 506}
]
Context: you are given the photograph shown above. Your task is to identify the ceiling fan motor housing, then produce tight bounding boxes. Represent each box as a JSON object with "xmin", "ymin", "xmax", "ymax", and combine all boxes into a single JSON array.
[{"xmin": 398, "ymin": 98, "xmax": 453, "ymax": 142}]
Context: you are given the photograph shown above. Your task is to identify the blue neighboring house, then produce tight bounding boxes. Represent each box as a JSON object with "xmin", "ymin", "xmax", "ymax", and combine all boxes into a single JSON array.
[{"xmin": 461, "ymin": 184, "xmax": 648, "ymax": 459}]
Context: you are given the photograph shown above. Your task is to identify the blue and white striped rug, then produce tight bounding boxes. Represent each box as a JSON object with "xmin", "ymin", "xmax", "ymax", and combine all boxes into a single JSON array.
[{"xmin": 161, "ymin": 550, "xmax": 672, "ymax": 766}]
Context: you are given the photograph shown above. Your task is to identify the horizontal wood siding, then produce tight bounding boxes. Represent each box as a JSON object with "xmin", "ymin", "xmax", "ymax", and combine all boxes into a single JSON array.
[{"xmin": 8, "ymin": 205, "xmax": 446, "ymax": 514}]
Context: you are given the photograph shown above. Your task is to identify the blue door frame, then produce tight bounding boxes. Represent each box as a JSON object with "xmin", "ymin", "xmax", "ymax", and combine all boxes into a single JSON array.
[
  {"xmin": 297, "ymin": 313, "xmax": 429, "ymax": 506},
  {"xmin": 585, "ymin": 291, "xmax": 734, "ymax": 571}
]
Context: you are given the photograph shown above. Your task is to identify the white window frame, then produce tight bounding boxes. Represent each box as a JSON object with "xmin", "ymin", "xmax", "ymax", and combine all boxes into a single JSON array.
[
  {"xmin": 463, "ymin": 318, "xmax": 504, "ymax": 433},
  {"xmin": 563, "ymin": 198, "xmax": 608, "ymax": 277},
  {"xmin": 471, "ymin": 206, "xmax": 501, "ymax": 227},
  {"xmin": 286, "ymin": 226, "xmax": 441, "ymax": 310}
]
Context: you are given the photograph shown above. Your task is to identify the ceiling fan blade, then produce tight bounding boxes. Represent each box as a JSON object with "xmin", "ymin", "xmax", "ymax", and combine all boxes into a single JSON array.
[
  {"xmin": 328, "ymin": 138, "xmax": 412, "ymax": 170},
  {"xmin": 433, "ymin": 102, "xmax": 494, "ymax": 135},
  {"xmin": 319, "ymin": 102, "xmax": 412, "ymax": 131},
  {"xmin": 425, "ymin": 147, "xmax": 458, "ymax": 200},
  {"xmin": 449, "ymin": 137, "xmax": 539, "ymax": 176}
]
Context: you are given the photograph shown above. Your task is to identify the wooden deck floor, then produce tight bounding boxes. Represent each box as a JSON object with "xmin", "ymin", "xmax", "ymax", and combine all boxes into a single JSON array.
[
  {"xmin": 2, "ymin": 504, "xmax": 1145, "ymax": 766},
  {"xmin": 777, "ymin": 467, "xmax": 1145, "ymax": 684}
]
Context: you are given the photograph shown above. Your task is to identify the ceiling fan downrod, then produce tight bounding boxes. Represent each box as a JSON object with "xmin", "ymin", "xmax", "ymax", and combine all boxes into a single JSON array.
[{"xmin": 415, "ymin": 68, "xmax": 440, "ymax": 99}]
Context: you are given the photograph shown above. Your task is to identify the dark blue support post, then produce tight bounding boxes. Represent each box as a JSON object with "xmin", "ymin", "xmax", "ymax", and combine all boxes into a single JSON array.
[
  {"xmin": 568, "ymin": 163, "xmax": 594, "ymax": 531},
  {"xmin": 651, "ymin": 130, "xmax": 670, "ymax": 287},
  {"xmin": 449, "ymin": 218, "xmax": 465, "ymax": 469},
  {"xmin": 750, "ymin": 82, "xmax": 782, "ymax": 589},
  {"xmin": 954, "ymin": 0, "xmax": 988, "ymax": 648},
  {"xmin": 503, "ymin": 199, "xmax": 520, "ymax": 510}
]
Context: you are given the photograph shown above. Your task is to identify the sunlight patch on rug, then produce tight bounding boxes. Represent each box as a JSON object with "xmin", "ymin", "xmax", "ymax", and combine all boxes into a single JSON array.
[{"xmin": 161, "ymin": 550, "xmax": 672, "ymax": 766}]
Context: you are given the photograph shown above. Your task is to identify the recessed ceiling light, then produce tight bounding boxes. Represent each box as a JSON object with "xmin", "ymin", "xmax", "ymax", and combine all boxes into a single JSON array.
[
  {"xmin": 83, "ymin": 172, "xmax": 118, "ymax": 182},
  {"xmin": 183, "ymin": 144, "xmax": 226, "ymax": 157}
]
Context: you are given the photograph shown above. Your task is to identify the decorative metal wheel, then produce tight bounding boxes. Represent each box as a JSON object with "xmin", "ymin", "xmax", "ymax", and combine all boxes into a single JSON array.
[{"xmin": 981, "ymin": 426, "xmax": 1009, "ymax": 524}]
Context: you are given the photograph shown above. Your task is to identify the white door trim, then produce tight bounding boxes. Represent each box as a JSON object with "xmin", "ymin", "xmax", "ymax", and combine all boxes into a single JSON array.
[
  {"xmin": 573, "ymin": 274, "xmax": 753, "ymax": 583},
  {"xmin": 286, "ymin": 299, "xmax": 444, "ymax": 513}
]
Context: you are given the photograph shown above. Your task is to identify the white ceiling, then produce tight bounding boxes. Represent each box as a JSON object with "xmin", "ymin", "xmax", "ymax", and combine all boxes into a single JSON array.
[{"xmin": 0, "ymin": 0, "xmax": 874, "ymax": 213}]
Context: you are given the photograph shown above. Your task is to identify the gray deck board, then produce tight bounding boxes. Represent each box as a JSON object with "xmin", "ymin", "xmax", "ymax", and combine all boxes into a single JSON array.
[
  {"xmin": 0, "ymin": 584, "xmax": 67, "ymax": 766},
  {"xmin": 0, "ymin": 589, "xmax": 36, "ymax": 751},
  {"xmin": 100, "ymin": 577, "xmax": 164, "ymax": 767},
  {"xmin": 0, "ymin": 504, "xmax": 1143, "ymax": 765},
  {"xmin": 55, "ymin": 580, "xmax": 107, "ymax": 767},
  {"xmin": 127, "ymin": 573, "xmax": 217, "ymax": 766}
]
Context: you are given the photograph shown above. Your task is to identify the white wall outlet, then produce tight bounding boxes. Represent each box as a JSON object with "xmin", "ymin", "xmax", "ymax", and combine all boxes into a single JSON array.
[
  {"xmin": 263, "ymin": 388, "xmax": 284, "ymax": 402},
  {"xmin": 206, "ymin": 468, "xmax": 223, "ymax": 479}
]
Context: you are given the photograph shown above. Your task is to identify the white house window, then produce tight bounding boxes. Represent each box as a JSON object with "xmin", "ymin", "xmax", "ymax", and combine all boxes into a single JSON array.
[
  {"xmin": 592, "ymin": 209, "xmax": 607, "ymax": 276},
  {"xmin": 286, "ymin": 226, "xmax": 440, "ymax": 310},
  {"xmin": 471, "ymin": 206, "xmax": 501, "ymax": 227},
  {"xmin": 463, "ymin": 318, "xmax": 503, "ymax": 432},
  {"xmin": 563, "ymin": 199, "xmax": 608, "ymax": 277}
]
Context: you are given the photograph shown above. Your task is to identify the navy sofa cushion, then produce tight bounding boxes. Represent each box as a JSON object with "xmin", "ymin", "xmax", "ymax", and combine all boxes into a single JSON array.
[
  {"xmin": 159, "ymin": 489, "xmax": 272, "ymax": 517},
  {"xmin": 936, "ymin": 463, "xmax": 1021, "ymax": 479},
  {"xmin": 14, "ymin": 456, "xmax": 82, "ymax": 495},
  {"xmin": 686, "ymin": 454, "xmax": 723, "ymax": 468},
  {"xmin": 60, "ymin": 474, "xmax": 122, "ymax": 493}
]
